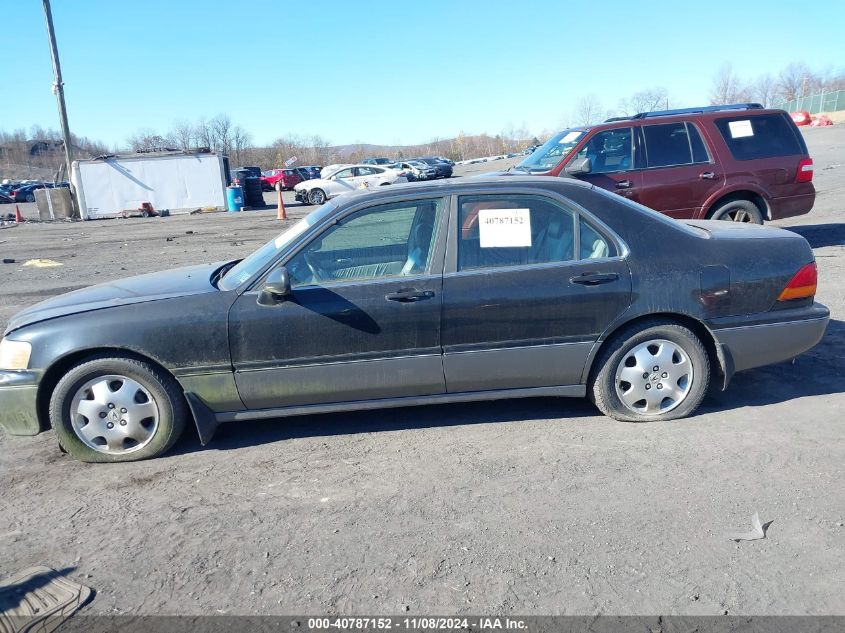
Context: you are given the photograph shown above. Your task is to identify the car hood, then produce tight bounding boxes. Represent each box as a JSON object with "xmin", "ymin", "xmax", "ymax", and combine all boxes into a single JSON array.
[{"xmin": 4, "ymin": 262, "xmax": 226, "ymax": 335}]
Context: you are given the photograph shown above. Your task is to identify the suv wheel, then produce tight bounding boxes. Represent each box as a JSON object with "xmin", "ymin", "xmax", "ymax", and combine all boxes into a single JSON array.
[{"xmin": 707, "ymin": 199, "xmax": 763, "ymax": 224}]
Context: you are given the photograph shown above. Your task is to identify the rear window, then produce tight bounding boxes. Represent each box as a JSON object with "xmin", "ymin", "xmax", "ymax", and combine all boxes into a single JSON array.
[{"xmin": 714, "ymin": 114, "xmax": 803, "ymax": 160}]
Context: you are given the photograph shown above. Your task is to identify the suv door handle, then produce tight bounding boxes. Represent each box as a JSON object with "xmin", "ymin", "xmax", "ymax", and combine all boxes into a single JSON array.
[
  {"xmin": 570, "ymin": 272, "xmax": 619, "ymax": 286},
  {"xmin": 615, "ymin": 180, "xmax": 632, "ymax": 189},
  {"xmin": 699, "ymin": 171, "xmax": 716, "ymax": 180},
  {"xmin": 385, "ymin": 288, "xmax": 435, "ymax": 302}
]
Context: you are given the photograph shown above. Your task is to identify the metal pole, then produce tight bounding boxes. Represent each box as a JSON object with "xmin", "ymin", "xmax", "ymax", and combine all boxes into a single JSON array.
[{"xmin": 42, "ymin": 0, "xmax": 77, "ymax": 213}]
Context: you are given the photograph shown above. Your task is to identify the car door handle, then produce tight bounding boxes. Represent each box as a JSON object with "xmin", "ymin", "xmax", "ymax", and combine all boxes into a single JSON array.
[
  {"xmin": 699, "ymin": 171, "xmax": 717, "ymax": 180},
  {"xmin": 615, "ymin": 180, "xmax": 632, "ymax": 189},
  {"xmin": 570, "ymin": 272, "xmax": 619, "ymax": 286},
  {"xmin": 385, "ymin": 288, "xmax": 435, "ymax": 302}
]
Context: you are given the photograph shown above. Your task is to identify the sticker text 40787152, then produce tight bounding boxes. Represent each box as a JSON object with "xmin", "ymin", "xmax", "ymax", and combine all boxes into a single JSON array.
[{"xmin": 478, "ymin": 208, "xmax": 532, "ymax": 248}]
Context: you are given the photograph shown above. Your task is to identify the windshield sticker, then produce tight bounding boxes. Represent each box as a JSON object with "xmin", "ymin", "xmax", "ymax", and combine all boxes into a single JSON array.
[
  {"xmin": 728, "ymin": 120, "xmax": 754, "ymax": 138},
  {"xmin": 478, "ymin": 209, "xmax": 532, "ymax": 248},
  {"xmin": 560, "ymin": 131, "xmax": 582, "ymax": 143}
]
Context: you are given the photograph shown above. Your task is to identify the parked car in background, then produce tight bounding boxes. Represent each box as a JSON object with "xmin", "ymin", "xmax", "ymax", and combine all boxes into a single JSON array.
[
  {"xmin": 294, "ymin": 164, "xmax": 408, "ymax": 205},
  {"xmin": 295, "ymin": 166, "xmax": 322, "ymax": 181},
  {"xmin": 433, "ymin": 156, "xmax": 455, "ymax": 166},
  {"xmin": 0, "ymin": 192, "xmax": 12, "ymax": 204},
  {"xmin": 261, "ymin": 169, "xmax": 303, "ymax": 191},
  {"xmin": 414, "ymin": 157, "xmax": 453, "ymax": 178},
  {"xmin": 0, "ymin": 177, "xmax": 828, "ymax": 462},
  {"xmin": 362, "ymin": 158, "xmax": 394, "ymax": 165},
  {"xmin": 321, "ymin": 164, "xmax": 351, "ymax": 179},
  {"xmin": 395, "ymin": 160, "xmax": 438, "ymax": 181},
  {"xmin": 507, "ymin": 103, "xmax": 814, "ymax": 224},
  {"xmin": 9, "ymin": 183, "xmax": 48, "ymax": 203},
  {"xmin": 233, "ymin": 166, "xmax": 261, "ymax": 179}
]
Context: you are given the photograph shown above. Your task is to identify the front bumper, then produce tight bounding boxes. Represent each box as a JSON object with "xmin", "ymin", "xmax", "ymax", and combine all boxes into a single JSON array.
[
  {"xmin": 0, "ymin": 370, "xmax": 42, "ymax": 436},
  {"xmin": 710, "ymin": 303, "xmax": 829, "ymax": 376}
]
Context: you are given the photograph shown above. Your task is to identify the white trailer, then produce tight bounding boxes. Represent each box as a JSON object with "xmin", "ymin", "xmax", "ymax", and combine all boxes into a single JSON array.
[{"xmin": 71, "ymin": 152, "xmax": 228, "ymax": 219}]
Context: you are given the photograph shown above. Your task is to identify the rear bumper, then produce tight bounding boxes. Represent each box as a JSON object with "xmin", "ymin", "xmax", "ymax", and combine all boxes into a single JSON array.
[
  {"xmin": 710, "ymin": 303, "xmax": 829, "ymax": 376},
  {"xmin": 768, "ymin": 190, "xmax": 815, "ymax": 220},
  {"xmin": 0, "ymin": 370, "xmax": 42, "ymax": 436}
]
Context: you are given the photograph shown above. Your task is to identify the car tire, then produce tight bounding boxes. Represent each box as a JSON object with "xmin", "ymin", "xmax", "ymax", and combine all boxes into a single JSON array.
[
  {"xmin": 308, "ymin": 189, "xmax": 326, "ymax": 205},
  {"xmin": 589, "ymin": 320, "xmax": 710, "ymax": 423},
  {"xmin": 26, "ymin": 193, "xmax": 36, "ymax": 203},
  {"xmin": 49, "ymin": 355, "xmax": 188, "ymax": 463},
  {"xmin": 707, "ymin": 199, "xmax": 764, "ymax": 224}
]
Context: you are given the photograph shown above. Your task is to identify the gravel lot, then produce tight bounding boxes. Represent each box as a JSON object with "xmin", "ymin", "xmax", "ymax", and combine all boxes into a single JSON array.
[{"xmin": 1, "ymin": 131, "xmax": 843, "ymax": 617}]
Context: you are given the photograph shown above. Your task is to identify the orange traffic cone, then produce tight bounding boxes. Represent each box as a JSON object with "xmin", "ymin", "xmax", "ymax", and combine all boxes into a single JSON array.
[
  {"xmin": 277, "ymin": 188, "xmax": 288, "ymax": 220},
  {"xmin": 14, "ymin": 205, "xmax": 24, "ymax": 224}
]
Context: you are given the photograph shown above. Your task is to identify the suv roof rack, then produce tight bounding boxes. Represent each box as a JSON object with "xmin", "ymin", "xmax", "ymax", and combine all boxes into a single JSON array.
[{"xmin": 629, "ymin": 103, "xmax": 764, "ymax": 120}]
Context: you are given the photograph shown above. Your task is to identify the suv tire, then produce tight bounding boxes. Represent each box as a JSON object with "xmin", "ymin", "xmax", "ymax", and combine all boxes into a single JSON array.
[{"xmin": 707, "ymin": 199, "xmax": 764, "ymax": 224}]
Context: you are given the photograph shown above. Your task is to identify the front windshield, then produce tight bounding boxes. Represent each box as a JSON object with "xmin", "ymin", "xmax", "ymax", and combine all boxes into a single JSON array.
[
  {"xmin": 513, "ymin": 129, "xmax": 586, "ymax": 173},
  {"xmin": 218, "ymin": 202, "xmax": 336, "ymax": 290}
]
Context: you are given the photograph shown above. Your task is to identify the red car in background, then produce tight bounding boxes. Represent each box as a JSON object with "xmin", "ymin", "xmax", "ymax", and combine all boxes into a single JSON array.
[{"xmin": 261, "ymin": 169, "xmax": 303, "ymax": 191}]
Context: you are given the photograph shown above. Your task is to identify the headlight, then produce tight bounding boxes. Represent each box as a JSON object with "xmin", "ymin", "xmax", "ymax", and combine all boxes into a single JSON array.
[{"xmin": 0, "ymin": 338, "xmax": 31, "ymax": 370}]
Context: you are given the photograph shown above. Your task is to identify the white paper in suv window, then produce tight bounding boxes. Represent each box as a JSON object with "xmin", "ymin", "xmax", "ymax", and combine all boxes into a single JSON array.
[
  {"xmin": 478, "ymin": 208, "xmax": 532, "ymax": 247},
  {"xmin": 728, "ymin": 120, "xmax": 754, "ymax": 138}
]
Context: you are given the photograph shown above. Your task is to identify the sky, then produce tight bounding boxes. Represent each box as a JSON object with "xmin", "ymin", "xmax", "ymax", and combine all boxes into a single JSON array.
[{"xmin": 1, "ymin": 0, "xmax": 844, "ymax": 148}]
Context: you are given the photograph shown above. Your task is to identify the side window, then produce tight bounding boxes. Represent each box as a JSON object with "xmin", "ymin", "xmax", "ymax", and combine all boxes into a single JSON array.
[
  {"xmin": 580, "ymin": 218, "xmax": 616, "ymax": 259},
  {"xmin": 687, "ymin": 123, "xmax": 711, "ymax": 163},
  {"xmin": 643, "ymin": 122, "xmax": 693, "ymax": 168},
  {"xmin": 714, "ymin": 114, "xmax": 803, "ymax": 160},
  {"xmin": 458, "ymin": 195, "xmax": 575, "ymax": 271},
  {"xmin": 356, "ymin": 166, "xmax": 378, "ymax": 176},
  {"xmin": 334, "ymin": 168, "xmax": 355, "ymax": 179},
  {"xmin": 287, "ymin": 198, "xmax": 443, "ymax": 287},
  {"xmin": 573, "ymin": 128, "xmax": 633, "ymax": 174}
]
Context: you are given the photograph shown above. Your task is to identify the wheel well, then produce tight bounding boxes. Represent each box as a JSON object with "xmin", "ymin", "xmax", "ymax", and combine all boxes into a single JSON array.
[
  {"xmin": 587, "ymin": 313, "xmax": 724, "ymax": 387},
  {"xmin": 36, "ymin": 348, "xmax": 183, "ymax": 433},
  {"xmin": 706, "ymin": 191, "xmax": 770, "ymax": 220}
]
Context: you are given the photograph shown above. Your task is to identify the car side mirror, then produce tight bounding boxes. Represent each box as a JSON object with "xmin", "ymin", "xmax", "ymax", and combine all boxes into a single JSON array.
[
  {"xmin": 329, "ymin": 175, "xmax": 337, "ymax": 181},
  {"xmin": 565, "ymin": 156, "xmax": 592, "ymax": 176},
  {"xmin": 257, "ymin": 266, "xmax": 291, "ymax": 306}
]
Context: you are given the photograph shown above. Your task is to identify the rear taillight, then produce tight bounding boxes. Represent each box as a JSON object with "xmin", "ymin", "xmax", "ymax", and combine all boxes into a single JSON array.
[
  {"xmin": 796, "ymin": 158, "xmax": 813, "ymax": 183},
  {"xmin": 778, "ymin": 262, "xmax": 817, "ymax": 301}
]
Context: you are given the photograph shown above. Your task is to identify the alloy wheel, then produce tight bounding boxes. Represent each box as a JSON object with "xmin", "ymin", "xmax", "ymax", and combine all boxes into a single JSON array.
[
  {"xmin": 614, "ymin": 339, "xmax": 693, "ymax": 415},
  {"xmin": 69, "ymin": 374, "xmax": 160, "ymax": 454}
]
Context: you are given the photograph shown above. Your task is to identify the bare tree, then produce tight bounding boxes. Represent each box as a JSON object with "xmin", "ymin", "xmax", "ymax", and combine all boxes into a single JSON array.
[
  {"xmin": 618, "ymin": 87, "xmax": 668, "ymax": 116},
  {"xmin": 710, "ymin": 64, "xmax": 752, "ymax": 104},
  {"xmin": 170, "ymin": 119, "xmax": 195, "ymax": 150},
  {"xmin": 126, "ymin": 129, "xmax": 174, "ymax": 152},
  {"xmin": 574, "ymin": 95, "xmax": 603, "ymax": 126},
  {"xmin": 776, "ymin": 63, "xmax": 812, "ymax": 101},
  {"xmin": 752, "ymin": 74, "xmax": 776, "ymax": 107}
]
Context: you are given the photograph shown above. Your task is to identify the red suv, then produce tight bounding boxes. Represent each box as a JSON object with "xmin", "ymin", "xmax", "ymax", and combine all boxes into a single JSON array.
[
  {"xmin": 508, "ymin": 104, "xmax": 814, "ymax": 223},
  {"xmin": 261, "ymin": 169, "xmax": 303, "ymax": 191}
]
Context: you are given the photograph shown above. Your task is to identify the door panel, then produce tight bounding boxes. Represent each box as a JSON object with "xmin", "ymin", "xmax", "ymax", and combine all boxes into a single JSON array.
[
  {"xmin": 569, "ymin": 127, "xmax": 643, "ymax": 202},
  {"xmin": 442, "ymin": 260, "xmax": 631, "ymax": 392},
  {"xmin": 229, "ymin": 197, "xmax": 447, "ymax": 410},
  {"xmin": 442, "ymin": 193, "xmax": 632, "ymax": 393},
  {"xmin": 230, "ymin": 276, "xmax": 444, "ymax": 409}
]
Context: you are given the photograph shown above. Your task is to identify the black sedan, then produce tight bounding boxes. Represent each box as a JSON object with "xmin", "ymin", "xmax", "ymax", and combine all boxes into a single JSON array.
[
  {"xmin": 9, "ymin": 183, "xmax": 48, "ymax": 203},
  {"xmin": 0, "ymin": 178, "xmax": 828, "ymax": 462},
  {"xmin": 414, "ymin": 157, "xmax": 453, "ymax": 178}
]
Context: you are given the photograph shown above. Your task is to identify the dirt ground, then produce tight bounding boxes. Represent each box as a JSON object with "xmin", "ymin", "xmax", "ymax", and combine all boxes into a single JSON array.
[{"xmin": 0, "ymin": 130, "xmax": 843, "ymax": 617}]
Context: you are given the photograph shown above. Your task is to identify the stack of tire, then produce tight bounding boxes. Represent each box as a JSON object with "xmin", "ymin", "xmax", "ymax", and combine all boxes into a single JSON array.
[{"xmin": 242, "ymin": 177, "xmax": 264, "ymax": 208}]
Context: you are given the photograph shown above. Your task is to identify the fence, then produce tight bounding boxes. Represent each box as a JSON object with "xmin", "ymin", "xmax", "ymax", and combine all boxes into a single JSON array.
[{"xmin": 774, "ymin": 90, "xmax": 845, "ymax": 114}]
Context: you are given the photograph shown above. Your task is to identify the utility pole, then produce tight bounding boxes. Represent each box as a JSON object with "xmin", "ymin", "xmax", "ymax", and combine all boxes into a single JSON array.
[{"xmin": 42, "ymin": 0, "xmax": 75, "ymax": 192}]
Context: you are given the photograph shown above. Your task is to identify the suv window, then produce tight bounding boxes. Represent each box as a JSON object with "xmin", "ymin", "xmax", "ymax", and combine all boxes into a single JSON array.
[
  {"xmin": 714, "ymin": 113, "xmax": 803, "ymax": 160},
  {"xmin": 458, "ymin": 195, "xmax": 577, "ymax": 270},
  {"xmin": 287, "ymin": 199, "xmax": 443, "ymax": 286},
  {"xmin": 574, "ymin": 128, "xmax": 633, "ymax": 174},
  {"xmin": 643, "ymin": 122, "xmax": 700, "ymax": 168},
  {"xmin": 688, "ymin": 123, "xmax": 710, "ymax": 163}
]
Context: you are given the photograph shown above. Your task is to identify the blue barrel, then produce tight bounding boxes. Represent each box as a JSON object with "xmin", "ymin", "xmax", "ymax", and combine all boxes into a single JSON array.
[{"xmin": 226, "ymin": 186, "xmax": 244, "ymax": 212}]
